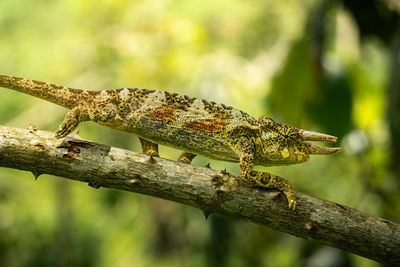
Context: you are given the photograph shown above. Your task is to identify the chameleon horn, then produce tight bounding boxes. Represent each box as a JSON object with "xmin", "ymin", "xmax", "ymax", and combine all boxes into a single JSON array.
[
  {"xmin": 300, "ymin": 130, "xmax": 338, "ymax": 142},
  {"xmin": 309, "ymin": 144, "xmax": 342, "ymax": 155}
]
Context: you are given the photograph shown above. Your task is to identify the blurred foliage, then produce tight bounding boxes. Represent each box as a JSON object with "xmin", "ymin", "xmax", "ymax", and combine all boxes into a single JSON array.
[
  {"xmin": 0, "ymin": 0, "xmax": 398, "ymax": 266},
  {"xmin": 270, "ymin": 37, "xmax": 317, "ymax": 126}
]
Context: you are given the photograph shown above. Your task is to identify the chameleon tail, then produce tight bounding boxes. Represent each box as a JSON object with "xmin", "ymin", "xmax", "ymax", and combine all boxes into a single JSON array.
[{"xmin": 0, "ymin": 75, "xmax": 87, "ymax": 109}]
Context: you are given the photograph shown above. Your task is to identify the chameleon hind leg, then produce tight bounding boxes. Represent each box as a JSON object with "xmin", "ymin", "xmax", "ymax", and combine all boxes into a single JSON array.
[
  {"xmin": 178, "ymin": 152, "xmax": 197, "ymax": 164},
  {"xmin": 55, "ymin": 106, "xmax": 90, "ymax": 138},
  {"xmin": 234, "ymin": 136, "xmax": 296, "ymax": 209},
  {"xmin": 139, "ymin": 138, "xmax": 159, "ymax": 157},
  {"xmin": 55, "ymin": 104, "xmax": 117, "ymax": 138}
]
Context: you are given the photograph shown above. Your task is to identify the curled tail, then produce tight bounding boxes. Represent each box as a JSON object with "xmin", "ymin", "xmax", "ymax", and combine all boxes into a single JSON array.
[{"xmin": 0, "ymin": 75, "xmax": 87, "ymax": 109}]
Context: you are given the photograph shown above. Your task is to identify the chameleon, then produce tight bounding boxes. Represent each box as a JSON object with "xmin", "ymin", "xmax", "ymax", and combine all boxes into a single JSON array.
[{"xmin": 0, "ymin": 75, "xmax": 341, "ymax": 209}]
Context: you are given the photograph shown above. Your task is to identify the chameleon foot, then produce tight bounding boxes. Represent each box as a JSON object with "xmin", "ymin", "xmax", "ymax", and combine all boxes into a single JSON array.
[
  {"xmin": 145, "ymin": 150, "xmax": 159, "ymax": 157},
  {"xmin": 247, "ymin": 171, "xmax": 296, "ymax": 210},
  {"xmin": 238, "ymin": 144, "xmax": 297, "ymax": 210},
  {"xmin": 178, "ymin": 152, "xmax": 196, "ymax": 164},
  {"xmin": 55, "ymin": 127, "xmax": 73, "ymax": 139},
  {"xmin": 55, "ymin": 106, "xmax": 89, "ymax": 138},
  {"xmin": 240, "ymin": 162, "xmax": 296, "ymax": 209},
  {"xmin": 139, "ymin": 138, "xmax": 159, "ymax": 157}
]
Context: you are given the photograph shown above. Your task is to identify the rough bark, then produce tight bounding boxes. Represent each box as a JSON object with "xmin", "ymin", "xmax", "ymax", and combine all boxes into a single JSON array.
[{"xmin": 0, "ymin": 125, "xmax": 399, "ymax": 264}]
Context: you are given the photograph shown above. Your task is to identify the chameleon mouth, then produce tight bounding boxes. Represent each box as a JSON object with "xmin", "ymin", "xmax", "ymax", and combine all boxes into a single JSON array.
[{"xmin": 300, "ymin": 129, "xmax": 342, "ymax": 155}]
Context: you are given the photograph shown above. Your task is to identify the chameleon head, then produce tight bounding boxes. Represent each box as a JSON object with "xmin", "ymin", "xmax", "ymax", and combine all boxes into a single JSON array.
[{"xmin": 256, "ymin": 116, "xmax": 342, "ymax": 166}]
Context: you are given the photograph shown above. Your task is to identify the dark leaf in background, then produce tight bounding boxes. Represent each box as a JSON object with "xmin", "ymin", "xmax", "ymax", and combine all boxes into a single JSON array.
[
  {"xmin": 309, "ymin": 72, "xmax": 353, "ymax": 140},
  {"xmin": 342, "ymin": 0, "xmax": 399, "ymax": 44},
  {"xmin": 270, "ymin": 37, "xmax": 317, "ymax": 126}
]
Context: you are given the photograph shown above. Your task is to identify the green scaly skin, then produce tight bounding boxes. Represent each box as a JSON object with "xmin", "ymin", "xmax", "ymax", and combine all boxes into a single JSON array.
[{"xmin": 0, "ymin": 75, "xmax": 342, "ymax": 209}]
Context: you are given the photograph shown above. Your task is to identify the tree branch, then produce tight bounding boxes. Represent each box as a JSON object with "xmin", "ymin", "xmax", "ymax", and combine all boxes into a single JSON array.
[{"xmin": 0, "ymin": 125, "xmax": 398, "ymax": 264}]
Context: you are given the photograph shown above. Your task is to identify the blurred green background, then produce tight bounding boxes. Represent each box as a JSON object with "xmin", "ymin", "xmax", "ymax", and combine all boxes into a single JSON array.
[{"xmin": 0, "ymin": 0, "xmax": 399, "ymax": 266}]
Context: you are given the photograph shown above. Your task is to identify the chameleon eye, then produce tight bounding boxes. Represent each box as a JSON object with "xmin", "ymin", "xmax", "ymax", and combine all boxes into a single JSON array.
[
  {"xmin": 278, "ymin": 126, "xmax": 300, "ymax": 142},
  {"xmin": 283, "ymin": 131, "xmax": 293, "ymax": 139}
]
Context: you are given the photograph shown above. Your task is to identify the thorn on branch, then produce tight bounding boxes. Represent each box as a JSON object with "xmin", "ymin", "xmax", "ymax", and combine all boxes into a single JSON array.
[
  {"xmin": 32, "ymin": 171, "xmax": 41, "ymax": 181},
  {"xmin": 68, "ymin": 129, "xmax": 83, "ymax": 140},
  {"xmin": 201, "ymin": 209, "xmax": 212, "ymax": 220},
  {"xmin": 88, "ymin": 181, "xmax": 101, "ymax": 189}
]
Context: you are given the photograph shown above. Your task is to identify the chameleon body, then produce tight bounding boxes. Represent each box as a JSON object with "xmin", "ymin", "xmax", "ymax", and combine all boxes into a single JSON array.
[{"xmin": 0, "ymin": 75, "xmax": 341, "ymax": 209}]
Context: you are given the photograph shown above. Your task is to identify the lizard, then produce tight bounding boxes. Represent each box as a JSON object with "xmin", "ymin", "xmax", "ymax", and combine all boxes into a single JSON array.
[{"xmin": 0, "ymin": 75, "xmax": 341, "ymax": 209}]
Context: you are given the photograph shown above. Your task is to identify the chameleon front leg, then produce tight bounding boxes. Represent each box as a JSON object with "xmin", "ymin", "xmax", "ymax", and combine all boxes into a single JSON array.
[
  {"xmin": 234, "ymin": 136, "xmax": 296, "ymax": 209},
  {"xmin": 178, "ymin": 152, "xmax": 197, "ymax": 163},
  {"xmin": 139, "ymin": 138, "xmax": 159, "ymax": 157},
  {"xmin": 239, "ymin": 154, "xmax": 296, "ymax": 209}
]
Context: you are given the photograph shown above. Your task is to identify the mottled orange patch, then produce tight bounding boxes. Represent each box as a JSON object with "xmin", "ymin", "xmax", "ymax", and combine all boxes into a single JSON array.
[
  {"xmin": 150, "ymin": 107, "xmax": 176, "ymax": 122},
  {"xmin": 185, "ymin": 118, "xmax": 226, "ymax": 133}
]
